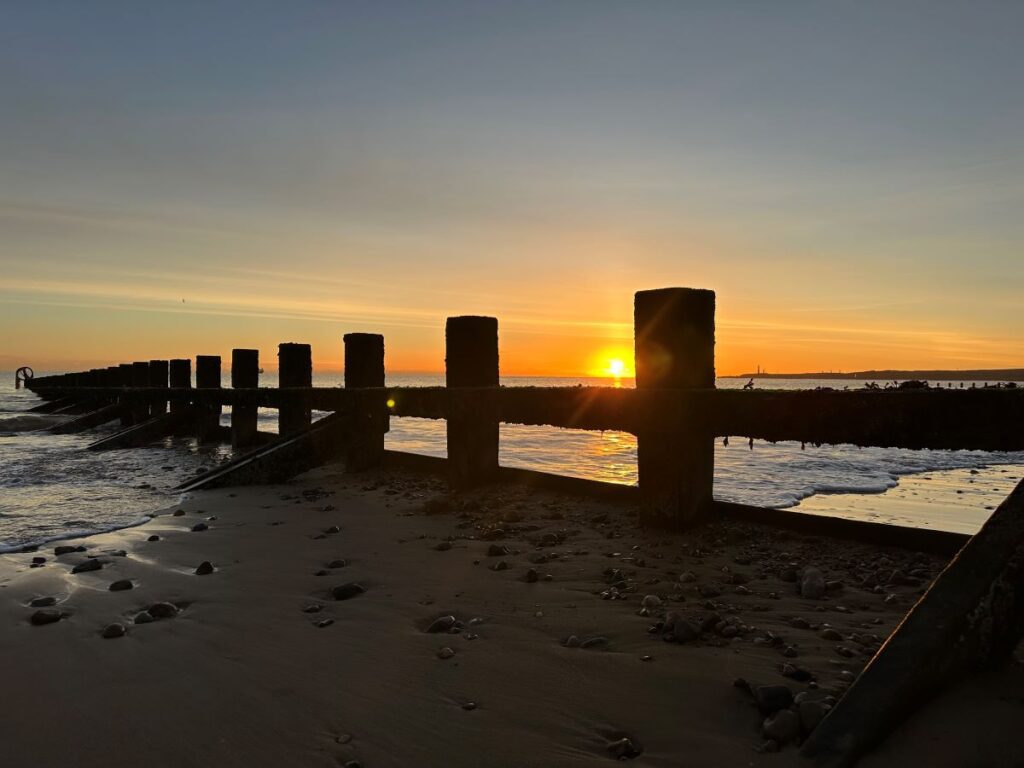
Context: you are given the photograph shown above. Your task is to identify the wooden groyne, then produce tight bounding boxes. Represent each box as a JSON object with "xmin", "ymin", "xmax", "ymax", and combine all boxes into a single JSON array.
[{"xmin": 21, "ymin": 285, "xmax": 1024, "ymax": 766}]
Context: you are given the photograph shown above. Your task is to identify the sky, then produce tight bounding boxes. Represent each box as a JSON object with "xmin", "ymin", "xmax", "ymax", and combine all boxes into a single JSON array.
[{"xmin": 2, "ymin": 1, "xmax": 1022, "ymax": 377}]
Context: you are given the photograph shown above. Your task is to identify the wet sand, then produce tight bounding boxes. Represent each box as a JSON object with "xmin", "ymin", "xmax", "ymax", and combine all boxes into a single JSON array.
[{"xmin": 0, "ymin": 466, "xmax": 1018, "ymax": 767}]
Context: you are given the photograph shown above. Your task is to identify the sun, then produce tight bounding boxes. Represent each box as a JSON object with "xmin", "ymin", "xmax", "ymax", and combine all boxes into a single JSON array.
[{"xmin": 607, "ymin": 358, "xmax": 626, "ymax": 378}]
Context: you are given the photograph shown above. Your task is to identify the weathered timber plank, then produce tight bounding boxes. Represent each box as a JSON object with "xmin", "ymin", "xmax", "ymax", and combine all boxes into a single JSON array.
[{"xmin": 801, "ymin": 478, "xmax": 1024, "ymax": 767}]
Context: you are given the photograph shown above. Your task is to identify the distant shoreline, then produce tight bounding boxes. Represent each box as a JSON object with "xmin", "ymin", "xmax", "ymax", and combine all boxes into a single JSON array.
[{"xmin": 724, "ymin": 368, "xmax": 1024, "ymax": 381}]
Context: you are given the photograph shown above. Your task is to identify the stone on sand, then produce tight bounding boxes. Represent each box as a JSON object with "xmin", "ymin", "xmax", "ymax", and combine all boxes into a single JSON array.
[
  {"xmin": 101, "ymin": 623, "xmax": 126, "ymax": 639},
  {"xmin": 71, "ymin": 559, "xmax": 103, "ymax": 574},
  {"xmin": 30, "ymin": 609, "xmax": 63, "ymax": 626},
  {"xmin": 331, "ymin": 583, "xmax": 365, "ymax": 601},
  {"xmin": 29, "ymin": 596, "xmax": 57, "ymax": 608},
  {"xmin": 800, "ymin": 567, "xmax": 827, "ymax": 599},
  {"xmin": 109, "ymin": 579, "xmax": 134, "ymax": 591},
  {"xmin": 195, "ymin": 561, "xmax": 215, "ymax": 575},
  {"xmin": 148, "ymin": 602, "xmax": 179, "ymax": 619}
]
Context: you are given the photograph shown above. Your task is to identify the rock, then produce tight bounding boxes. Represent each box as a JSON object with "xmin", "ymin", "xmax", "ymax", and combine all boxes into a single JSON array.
[
  {"xmin": 606, "ymin": 737, "xmax": 642, "ymax": 760},
  {"xmin": 789, "ymin": 617, "xmax": 811, "ymax": 630},
  {"xmin": 71, "ymin": 559, "xmax": 103, "ymax": 574},
  {"xmin": 29, "ymin": 596, "xmax": 57, "ymax": 608},
  {"xmin": 30, "ymin": 609, "xmax": 63, "ymax": 626},
  {"xmin": 190, "ymin": 522, "xmax": 208, "ymax": 532},
  {"xmin": 31, "ymin": 556, "xmax": 46, "ymax": 564},
  {"xmin": 54, "ymin": 545, "xmax": 78, "ymax": 555},
  {"xmin": 426, "ymin": 615, "xmax": 458, "ymax": 633},
  {"xmin": 195, "ymin": 561, "xmax": 215, "ymax": 575},
  {"xmin": 108, "ymin": 579, "xmax": 134, "ymax": 592},
  {"xmin": 101, "ymin": 623, "xmax": 126, "ymax": 639},
  {"xmin": 302, "ymin": 604, "xmax": 323, "ymax": 613},
  {"xmin": 798, "ymin": 699, "xmax": 830, "ymax": 734},
  {"xmin": 437, "ymin": 646, "xmax": 455, "ymax": 660},
  {"xmin": 317, "ymin": 618, "xmax": 334, "ymax": 628},
  {"xmin": 563, "ymin": 635, "xmax": 581, "ymax": 648},
  {"xmin": 753, "ymin": 685, "xmax": 794, "ymax": 714},
  {"xmin": 327, "ymin": 558, "xmax": 348, "ymax": 568},
  {"xmin": 800, "ymin": 567, "xmax": 827, "ymax": 599},
  {"xmin": 641, "ymin": 594, "xmax": 662, "ymax": 610},
  {"xmin": 668, "ymin": 613, "xmax": 700, "ymax": 642},
  {"xmin": 820, "ymin": 627, "xmax": 843, "ymax": 641},
  {"xmin": 331, "ymin": 583, "xmax": 366, "ymax": 601},
  {"xmin": 324, "ymin": 525, "xmax": 341, "ymax": 534},
  {"xmin": 580, "ymin": 635, "xmax": 610, "ymax": 650},
  {"xmin": 172, "ymin": 510, "xmax": 185, "ymax": 517},
  {"xmin": 434, "ymin": 541, "xmax": 452, "ymax": 551},
  {"xmin": 133, "ymin": 611, "xmax": 155, "ymax": 625},
  {"xmin": 147, "ymin": 535, "xmax": 161, "ymax": 542},
  {"xmin": 491, "ymin": 560, "xmax": 509, "ymax": 572},
  {"xmin": 461, "ymin": 702, "xmax": 477, "ymax": 711},
  {"xmin": 486, "ymin": 544, "xmax": 509, "ymax": 557},
  {"xmin": 763, "ymin": 709, "xmax": 801, "ymax": 745},
  {"xmin": 147, "ymin": 602, "xmax": 179, "ymax": 619},
  {"xmin": 525, "ymin": 568, "xmax": 538, "ymax": 583}
]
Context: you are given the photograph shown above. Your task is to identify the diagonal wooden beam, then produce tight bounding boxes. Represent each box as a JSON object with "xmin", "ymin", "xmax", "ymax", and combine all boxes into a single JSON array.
[{"xmin": 801, "ymin": 478, "xmax": 1024, "ymax": 767}]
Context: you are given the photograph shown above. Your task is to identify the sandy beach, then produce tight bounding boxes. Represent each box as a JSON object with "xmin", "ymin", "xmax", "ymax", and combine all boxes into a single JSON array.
[{"xmin": 3, "ymin": 463, "xmax": 1016, "ymax": 767}]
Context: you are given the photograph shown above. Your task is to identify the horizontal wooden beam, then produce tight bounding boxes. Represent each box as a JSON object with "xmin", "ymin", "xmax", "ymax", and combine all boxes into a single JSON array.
[{"xmin": 26, "ymin": 385, "xmax": 1024, "ymax": 451}]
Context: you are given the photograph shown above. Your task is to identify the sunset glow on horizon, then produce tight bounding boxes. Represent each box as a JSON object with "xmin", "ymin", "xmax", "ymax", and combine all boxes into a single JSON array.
[{"xmin": 2, "ymin": 4, "xmax": 1022, "ymax": 377}]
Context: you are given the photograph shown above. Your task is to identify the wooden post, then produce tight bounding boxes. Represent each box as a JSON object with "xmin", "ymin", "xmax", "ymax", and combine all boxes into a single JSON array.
[
  {"xmin": 118, "ymin": 363, "xmax": 134, "ymax": 426},
  {"xmin": 130, "ymin": 361, "xmax": 150, "ymax": 424},
  {"xmin": 634, "ymin": 287, "xmax": 716, "ymax": 529},
  {"xmin": 195, "ymin": 355, "xmax": 221, "ymax": 443},
  {"xmin": 168, "ymin": 359, "xmax": 191, "ymax": 414},
  {"xmin": 445, "ymin": 316, "xmax": 499, "ymax": 488},
  {"xmin": 278, "ymin": 343, "xmax": 312, "ymax": 436},
  {"xmin": 802, "ymin": 478, "xmax": 1024, "ymax": 767},
  {"xmin": 231, "ymin": 349, "xmax": 260, "ymax": 449},
  {"xmin": 148, "ymin": 360, "xmax": 169, "ymax": 416},
  {"xmin": 343, "ymin": 333, "xmax": 386, "ymax": 471}
]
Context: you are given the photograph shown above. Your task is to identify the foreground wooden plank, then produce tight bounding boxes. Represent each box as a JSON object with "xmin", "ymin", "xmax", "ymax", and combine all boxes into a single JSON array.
[{"xmin": 801, "ymin": 478, "xmax": 1024, "ymax": 767}]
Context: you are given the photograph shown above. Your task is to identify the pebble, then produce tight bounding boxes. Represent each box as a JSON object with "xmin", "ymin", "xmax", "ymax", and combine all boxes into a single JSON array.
[
  {"xmin": 101, "ymin": 623, "xmax": 126, "ymax": 639},
  {"xmin": 491, "ymin": 560, "xmax": 509, "ymax": 572},
  {"xmin": 191, "ymin": 522, "xmax": 209, "ymax": 532},
  {"xmin": 641, "ymin": 594, "xmax": 662, "ymax": 610},
  {"xmin": 54, "ymin": 545, "xmax": 79, "ymax": 555},
  {"xmin": 29, "ymin": 596, "xmax": 57, "ymax": 608},
  {"xmin": 173, "ymin": 510, "xmax": 186, "ymax": 517},
  {"xmin": 147, "ymin": 535, "xmax": 161, "ymax": 542},
  {"xmin": 302, "ymin": 604, "xmax": 324, "ymax": 613},
  {"xmin": 579, "ymin": 635, "xmax": 610, "ymax": 650},
  {"xmin": 331, "ymin": 583, "xmax": 366, "ymax": 601},
  {"xmin": 820, "ymin": 628, "xmax": 843, "ymax": 641},
  {"xmin": 133, "ymin": 611, "xmax": 155, "ymax": 625},
  {"xmin": 461, "ymin": 702, "xmax": 478, "ymax": 711},
  {"xmin": 525, "ymin": 568, "xmax": 539, "ymax": 583},
  {"xmin": 486, "ymin": 544, "xmax": 510, "ymax": 557},
  {"xmin": 606, "ymin": 737, "xmax": 642, "ymax": 760},
  {"xmin": 195, "ymin": 561, "xmax": 215, "ymax": 575},
  {"xmin": 327, "ymin": 559, "xmax": 348, "ymax": 568},
  {"xmin": 753, "ymin": 685, "xmax": 793, "ymax": 714},
  {"xmin": 71, "ymin": 559, "xmax": 103, "ymax": 574},
  {"xmin": 437, "ymin": 646, "xmax": 456, "ymax": 660},
  {"xmin": 434, "ymin": 542, "xmax": 452, "ymax": 552},
  {"xmin": 317, "ymin": 618, "xmax": 335, "ymax": 628},
  {"xmin": 426, "ymin": 615, "xmax": 458, "ymax": 633},
  {"xmin": 30, "ymin": 609, "xmax": 63, "ymax": 626},
  {"xmin": 800, "ymin": 567, "xmax": 827, "ymax": 599},
  {"xmin": 324, "ymin": 525, "xmax": 341, "ymax": 534},
  {"xmin": 109, "ymin": 579, "xmax": 134, "ymax": 591},
  {"xmin": 148, "ymin": 602, "xmax": 179, "ymax": 619},
  {"xmin": 798, "ymin": 699, "xmax": 830, "ymax": 733},
  {"xmin": 31, "ymin": 556, "xmax": 46, "ymax": 564},
  {"xmin": 763, "ymin": 709, "xmax": 801, "ymax": 745}
]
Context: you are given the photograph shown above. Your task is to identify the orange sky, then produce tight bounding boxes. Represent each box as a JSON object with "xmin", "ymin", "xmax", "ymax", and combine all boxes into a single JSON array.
[{"xmin": 2, "ymin": 5, "xmax": 1023, "ymax": 377}]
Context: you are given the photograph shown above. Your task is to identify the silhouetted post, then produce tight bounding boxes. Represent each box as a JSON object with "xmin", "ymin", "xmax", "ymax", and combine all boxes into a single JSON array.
[
  {"xmin": 130, "ymin": 361, "xmax": 150, "ymax": 424},
  {"xmin": 344, "ymin": 333, "xmax": 386, "ymax": 471},
  {"xmin": 169, "ymin": 359, "xmax": 191, "ymax": 414},
  {"xmin": 634, "ymin": 287, "xmax": 716, "ymax": 528},
  {"xmin": 195, "ymin": 355, "xmax": 221, "ymax": 443},
  {"xmin": 445, "ymin": 316, "xmax": 499, "ymax": 488},
  {"xmin": 149, "ymin": 360, "xmax": 169, "ymax": 416},
  {"xmin": 231, "ymin": 348, "xmax": 260, "ymax": 449},
  {"xmin": 118, "ymin": 363, "xmax": 134, "ymax": 426},
  {"xmin": 278, "ymin": 343, "xmax": 312, "ymax": 437}
]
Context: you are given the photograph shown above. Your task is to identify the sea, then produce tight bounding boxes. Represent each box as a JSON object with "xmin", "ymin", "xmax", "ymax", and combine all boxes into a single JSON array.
[{"xmin": 1, "ymin": 372, "xmax": 1022, "ymax": 553}]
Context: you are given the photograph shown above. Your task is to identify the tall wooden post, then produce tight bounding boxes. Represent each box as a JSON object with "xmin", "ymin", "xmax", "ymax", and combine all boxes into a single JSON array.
[
  {"xmin": 231, "ymin": 348, "xmax": 260, "ymax": 449},
  {"xmin": 278, "ymin": 343, "xmax": 312, "ymax": 437},
  {"xmin": 168, "ymin": 359, "xmax": 191, "ymax": 414},
  {"xmin": 118, "ymin": 363, "xmax": 134, "ymax": 426},
  {"xmin": 195, "ymin": 355, "xmax": 221, "ymax": 443},
  {"xmin": 634, "ymin": 287, "xmax": 716, "ymax": 529},
  {"xmin": 130, "ymin": 361, "xmax": 150, "ymax": 424},
  {"xmin": 148, "ymin": 360, "xmax": 169, "ymax": 416},
  {"xmin": 445, "ymin": 316, "xmax": 499, "ymax": 488},
  {"xmin": 343, "ymin": 333, "xmax": 386, "ymax": 471}
]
